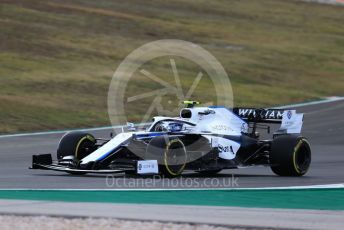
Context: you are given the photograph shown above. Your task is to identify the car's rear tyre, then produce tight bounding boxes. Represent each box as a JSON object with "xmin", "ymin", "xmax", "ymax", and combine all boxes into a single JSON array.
[
  {"xmin": 57, "ymin": 132, "xmax": 96, "ymax": 161},
  {"xmin": 270, "ymin": 135, "xmax": 311, "ymax": 176},
  {"xmin": 146, "ymin": 136, "xmax": 187, "ymax": 177}
]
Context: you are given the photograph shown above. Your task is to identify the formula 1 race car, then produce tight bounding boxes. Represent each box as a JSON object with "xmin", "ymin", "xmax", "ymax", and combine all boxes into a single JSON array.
[{"xmin": 31, "ymin": 101, "xmax": 311, "ymax": 177}]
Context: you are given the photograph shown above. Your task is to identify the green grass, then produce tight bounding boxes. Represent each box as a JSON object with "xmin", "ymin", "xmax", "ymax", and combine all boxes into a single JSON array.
[{"xmin": 0, "ymin": 0, "xmax": 343, "ymax": 133}]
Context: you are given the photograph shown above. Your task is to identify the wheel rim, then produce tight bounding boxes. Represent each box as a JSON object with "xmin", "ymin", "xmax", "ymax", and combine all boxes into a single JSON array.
[
  {"xmin": 293, "ymin": 139, "xmax": 311, "ymax": 174},
  {"xmin": 75, "ymin": 136, "xmax": 96, "ymax": 160},
  {"xmin": 164, "ymin": 139, "xmax": 187, "ymax": 176}
]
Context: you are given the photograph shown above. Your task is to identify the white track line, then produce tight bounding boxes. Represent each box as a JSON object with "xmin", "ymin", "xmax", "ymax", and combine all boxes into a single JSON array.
[
  {"xmin": 0, "ymin": 123, "xmax": 151, "ymax": 139},
  {"xmin": 0, "ymin": 183, "xmax": 343, "ymax": 191},
  {"xmin": 0, "ymin": 126, "xmax": 114, "ymax": 138},
  {"xmin": 273, "ymin": 96, "xmax": 344, "ymax": 109}
]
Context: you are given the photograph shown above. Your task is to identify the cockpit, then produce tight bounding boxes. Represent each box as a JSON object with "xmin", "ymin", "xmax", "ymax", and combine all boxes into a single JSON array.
[{"xmin": 153, "ymin": 121, "xmax": 184, "ymax": 132}]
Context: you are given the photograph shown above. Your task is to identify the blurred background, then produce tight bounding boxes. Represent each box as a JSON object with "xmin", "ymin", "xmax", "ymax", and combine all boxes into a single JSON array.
[{"xmin": 0, "ymin": 0, "xmax": 343, "ymax": 133}]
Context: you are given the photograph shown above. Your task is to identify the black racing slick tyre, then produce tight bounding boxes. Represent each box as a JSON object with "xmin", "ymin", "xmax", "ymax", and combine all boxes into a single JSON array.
[
  {"xmin": 57, "ymin": 132, "xmax": 96, "ymax": 161},
  {"xmin": 270, "ymin": 135, "xmax": 311, "ymax": 176},
  {"xmin": 146, "ymin": 136, "xmax": 187, "ymax": 177}
]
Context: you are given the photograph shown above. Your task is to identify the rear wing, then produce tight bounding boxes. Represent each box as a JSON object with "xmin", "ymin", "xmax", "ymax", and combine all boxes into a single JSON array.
[
  {"xmin": 233, "ymin": 108, "xmax": 304, "ymax": 134},
  {"xmin": 233, "ymin": 108, "xmax": 285, "ymax": 123}
]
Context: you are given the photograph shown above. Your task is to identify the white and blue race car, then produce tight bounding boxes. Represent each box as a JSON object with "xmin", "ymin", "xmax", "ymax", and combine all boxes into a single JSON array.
[{"xmin": 31, "ymin": 101, "xmax": 311, "ymax": 177}]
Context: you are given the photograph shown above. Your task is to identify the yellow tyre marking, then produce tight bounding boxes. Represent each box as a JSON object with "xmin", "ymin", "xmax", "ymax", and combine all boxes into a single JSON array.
[
  {"xmin": 75, "ymin": 135, "xmax": 94, "ymax": 160},
  {"xmin": 164, "ymin": 139, "xmax": 187, "ymax": 176},
  {"xmin": 293, "ymin": 139, "xmax": 306, "ymax": 174}
]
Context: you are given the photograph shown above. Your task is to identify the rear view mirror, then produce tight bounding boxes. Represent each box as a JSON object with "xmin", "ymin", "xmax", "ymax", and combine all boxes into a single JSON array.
[{"xmin": 127, "ymin": 122, "xmax": 136, "ymax": 131}]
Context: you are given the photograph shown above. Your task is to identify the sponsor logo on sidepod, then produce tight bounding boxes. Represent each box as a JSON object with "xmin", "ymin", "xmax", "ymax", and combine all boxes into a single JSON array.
[{"xmin": 287, "ymin": 110, "xmax": 292, "ymax": 119}]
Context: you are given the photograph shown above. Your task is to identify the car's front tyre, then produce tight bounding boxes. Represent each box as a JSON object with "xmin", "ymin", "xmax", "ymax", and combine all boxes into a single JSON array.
[{"xmin": 57, "ymin": 132, "xmax": 96, "ymax": 162}]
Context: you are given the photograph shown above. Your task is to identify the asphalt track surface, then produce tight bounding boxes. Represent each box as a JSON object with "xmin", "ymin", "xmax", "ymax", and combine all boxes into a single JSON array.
[
  {"xmin": 0, "ymin": 200, "xmax": 342, "ymax": 230},
  {"xmin": 0, "ymin": 100, "xmax": 343, "ymax": 189}
]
